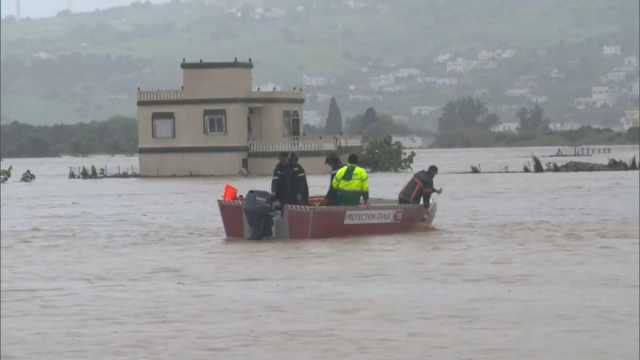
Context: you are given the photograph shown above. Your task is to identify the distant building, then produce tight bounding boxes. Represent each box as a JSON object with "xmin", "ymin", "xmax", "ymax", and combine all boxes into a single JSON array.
[
  {"xmin": 499, "ymin": 49, "xmax": 516, "ymax": 58},
  {"xmin": 369, "ymin": 74, "xmax": 395, "ymax": 90},
  {"xmin": 574, "ymin": 86, "xmax": 617, "ymax": 109},
  {"xmin": 446, "ymin": 58, "xmax": 473, "ymax": 73},
  {"xmin": 410, "ymin": 106, "xmax": 439, "ymax": 116},
  {"xmin": 528, "ymin": 95, "xmax": 548, "ymax": 104},
  {"xmin": 348, "ymin": 93, "xmax": 383, "ymax": 102},
  {"xmin": 136, "ymin": 60, "xmax": 357, "ymax": 176},
  {"xmin": 392, "ymin": 135, "xmax": 425, "ymax": 148},
  {"xmin": 624, "ymin": 56, "xmax": 638, "ymax": 67},
  {"xmin": 435, "ymin": 53, "xmax": 452, "ymax": 63},
  {"xmin": 302, "ymin": 74, "xmax": 328, "ymax": 87},
  {"xmin": 621, "ymin": 109, "xmax": 640, "ymax": 130},
  {"xmin": 491, "ymin": 122, "xmax": 519, "ymax": 133},
  {"xmin": 591, "ymin": 86, "xmax": 616, "ymax": 106},
  {"xmin": 550, "ymin": 68, "xmax": 566, "ymax": 79},
  {"xmin": 418, "ymin": 77, "xmax": 458, "ymax": 87},
  {"xmin": 473, "ymin": 88, "xmax": 489, "ymax": 97},
  {"xmin": 392, "ymin": 115, "xmax": 409, "ymax": 124},
  {"xmin": 602, "ymin": 70, "xmax": 627, "ymax": 83},
  {"xmin": 574, "ymin": 97, "xmax": 595, "ymax": 110},
  {"xmin": 393, "ymin": 68, "xmax": 420, "ymax": 78},
  {"xmin": 602, "ymin": 45, "xmax": 622, "ymax": 57},
  {"xmin": 505, "ymin": 88, "xmax": 530, "ymax": 97},
  {"xmin": 549, "ymin": 122, "xmax": 581, "ymax": 131}
]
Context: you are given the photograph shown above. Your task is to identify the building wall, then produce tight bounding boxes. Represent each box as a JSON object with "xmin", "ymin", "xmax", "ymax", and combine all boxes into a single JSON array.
[
  {"xmin": 257, "ymin": 102, "xmax": 304, "ymax": 143},
  {"xmin": 139, "ymin": 153, "xmax": 329, "ymax": 176},
  {"xmin": 248, "ymin": 155, "xmax": 328, "ymax": 175},
  {"xmin": 140, "ymin": 152, "xmax": 247, "ymax": 176},
  {"xmin": 136, "ymin": 61, "xmax": 308, "ymax": 177},
  {"xmin": 182, "ymin": 68, "xmax": 252, "ymax": 98},
  {"xmin": 137, "ymin": 103, "xmax": 249, "ymax": 147}
]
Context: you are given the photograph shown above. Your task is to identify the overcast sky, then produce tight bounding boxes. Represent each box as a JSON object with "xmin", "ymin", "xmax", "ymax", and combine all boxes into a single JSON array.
[{"xmin": 1, "ymin": 0, "xmax": 169, "ymax": 18}]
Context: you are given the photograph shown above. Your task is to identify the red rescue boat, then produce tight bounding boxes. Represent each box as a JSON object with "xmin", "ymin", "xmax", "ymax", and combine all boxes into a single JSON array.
[{"xmin": 218, "ymin": 195, "xmax": 437, "ymax": 240}]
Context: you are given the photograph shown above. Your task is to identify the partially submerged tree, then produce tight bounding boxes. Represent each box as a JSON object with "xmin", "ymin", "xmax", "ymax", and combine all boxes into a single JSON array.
[{"xmin": 360, "ymin": 135, "xmax": 415, "ymax": 172}]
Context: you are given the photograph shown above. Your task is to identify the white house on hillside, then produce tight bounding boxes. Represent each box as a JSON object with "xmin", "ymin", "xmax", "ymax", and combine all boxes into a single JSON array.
[{"xmin": 603, "ymin": 45, "xmax": 622, "ymax": 57}]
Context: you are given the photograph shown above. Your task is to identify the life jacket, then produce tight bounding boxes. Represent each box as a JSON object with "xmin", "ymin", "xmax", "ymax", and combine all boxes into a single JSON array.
[{"xmin": 332, "ymin": 164, "xmax": 369, "ymax": 205}]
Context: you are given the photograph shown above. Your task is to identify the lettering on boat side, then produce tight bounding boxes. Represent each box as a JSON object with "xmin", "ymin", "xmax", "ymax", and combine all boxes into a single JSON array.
[{"xmin": 344, "ymin": 209, "xmax": 403, "ymax": 224}]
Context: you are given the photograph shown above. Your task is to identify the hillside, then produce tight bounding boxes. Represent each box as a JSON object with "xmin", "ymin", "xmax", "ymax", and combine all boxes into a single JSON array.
[{"xmin": 1, "ymin": 0, "xmax": 638, "ymax": 127}]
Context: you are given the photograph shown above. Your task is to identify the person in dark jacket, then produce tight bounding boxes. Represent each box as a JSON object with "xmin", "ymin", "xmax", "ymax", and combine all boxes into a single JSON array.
[
  {"xmin": 271, "ymin": 152, "xmax": 309, "ymax": 206},
  {"xmin": 324, "ymin": 152, "xmax": 344, "ymax": 205},
  {"xmin": 398, "ymin": 165, "xmax": 442, "ymax": 206}
]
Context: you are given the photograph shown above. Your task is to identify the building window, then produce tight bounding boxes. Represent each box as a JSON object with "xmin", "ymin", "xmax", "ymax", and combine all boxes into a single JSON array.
[
  {"xmin": 204, "ymin": 109, "xmax": 227, "ymax": 134},
  {"xmin": 283, "ymin": 110, "xmax": 300, "ymax": 136},
  {"xmin": 152, "ymin": 112, "xmax": 175, "ymax": 139}
]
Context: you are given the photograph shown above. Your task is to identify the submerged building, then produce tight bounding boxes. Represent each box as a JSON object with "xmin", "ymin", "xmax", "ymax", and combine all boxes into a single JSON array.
[{"xmin": 136, "ymin": 59, "xmax": 357, "ymax": 176}]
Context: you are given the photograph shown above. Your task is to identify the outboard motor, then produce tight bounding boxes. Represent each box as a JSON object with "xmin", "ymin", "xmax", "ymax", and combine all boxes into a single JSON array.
[{"xmin": 243, "ymin": 190, "xmax": 274, "ymax": 240}]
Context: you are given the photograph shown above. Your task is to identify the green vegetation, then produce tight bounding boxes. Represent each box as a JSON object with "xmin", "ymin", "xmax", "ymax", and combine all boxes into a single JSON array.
[
  {"xmin": 433, "ymin": 97, "xmax": 499, "ymax": 147},
  {"xmin": 434, "ymin": 97, "xmax": 639, "ymax": 147},
  {"xmin": 346, "ymin": 107, "xmax": 412, "ymax": 139},
  {"xmin": 516, "ymin": 104, "xmax": 551, "ymax": 139},
  {"xmin": 325, "ymin": 97, "xmax": 343, "ymax": 135},
  {"xmin": 0, "ymin": 116, "xmax": 137, "ymax": 158},
  {"xmin": 1, "ymin": 0, "xmax": 637, "ymax": 125},
  {"xmin": 493, "ymin": 126, "xmax": 639, "ymax": 147},
  {"xmin": 360, "ymin": 136, "xmax": 416, "ymax": 172}
]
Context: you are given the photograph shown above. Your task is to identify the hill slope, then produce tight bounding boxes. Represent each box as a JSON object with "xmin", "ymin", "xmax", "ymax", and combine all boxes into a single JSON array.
[{"xmin": 1, "ymin": 0, "xmax": 638, "ymax": 126}]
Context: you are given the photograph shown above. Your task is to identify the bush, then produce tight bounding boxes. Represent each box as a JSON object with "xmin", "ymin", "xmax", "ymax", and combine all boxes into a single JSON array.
[{"xmin": 360, "ymin": 136, "xmax": 415, "ymax": 172}]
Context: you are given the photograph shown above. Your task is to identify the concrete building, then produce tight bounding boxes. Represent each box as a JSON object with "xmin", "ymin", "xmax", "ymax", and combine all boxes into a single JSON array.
[
  {"xmin": 621, "ymin": 109, "xmax": 640, "ymax": 130},
  {"xmin": 602, "ymin": 45, "xmax": 622, "ymax": 57},
  {"xmin": 136, "ymin": 59, "xmax": 358, "ymax": 176},
  {"xmin": 591, "ymin": 86, "xmax": 616, "ymax": 107},
  {"xmin": 491, "ymin": 122, "xmax": 519, "ymax": 133}
]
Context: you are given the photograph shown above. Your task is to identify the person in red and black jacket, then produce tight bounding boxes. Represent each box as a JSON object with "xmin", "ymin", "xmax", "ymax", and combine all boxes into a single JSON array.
[{"xmin": 398, "ymin": 165, "xmax": 442, "ymax": 206}]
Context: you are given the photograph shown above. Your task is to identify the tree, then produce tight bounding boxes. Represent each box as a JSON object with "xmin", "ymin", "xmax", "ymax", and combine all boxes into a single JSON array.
[
  {"xmin": 360, "ymin": 136, "xmax": 415, "ymax": 172},
  {"xmin": 437, "ymin": 97, "xmax": 498, "ymax": 132},
  {"xmin": 346, "ymin": 107, "xmax": 411, "ymax": 139},
  {"xmin": 325, "ymin": 97, "xmax": 343, "ymax": 135},
  {"xmin": 517, "ymin": 104, "xmax": 550, "ymax": 138},
  {"xmin": 363, "ymin": 107, "xmax": 377, "ymax": 128},
  {"xmin": 434, "ymin": 97, "xmax": 499, "ymax": 147}
]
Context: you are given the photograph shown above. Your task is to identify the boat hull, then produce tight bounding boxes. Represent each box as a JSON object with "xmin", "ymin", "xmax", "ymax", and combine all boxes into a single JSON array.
[{"xmin": 218, "ymin": 200, "xmax": 436, "ymax": 240}]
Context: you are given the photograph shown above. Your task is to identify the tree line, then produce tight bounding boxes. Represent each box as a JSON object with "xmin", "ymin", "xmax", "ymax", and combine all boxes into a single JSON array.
[
  {"xmin": 433, "ymin": 96, "xmax": 639, "ymax": 147},
  {"xmin": 1, "ymin": 116, "xmax": 137, "ymax": 158}
]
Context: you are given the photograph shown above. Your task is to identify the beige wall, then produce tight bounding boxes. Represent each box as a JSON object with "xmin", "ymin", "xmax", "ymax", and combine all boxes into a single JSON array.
[
  {"xmin": 182, "ymin": 68, "xmax": 252, "ymax": 98},
  {"xmin": 248, "ymin": 156, "xmax": 327, "ymax": 175},
  {"xmin": 138, "ymin": 103, "xmax": 249, "ymax": 147},
  {"xmin": 138, "ymin": 102, "xmax": 305, "ymax": 148},
  {"xmin": 139, "ymin": 153, "xmax": 328, "ymax": 176},
  {"xmin": 257, "ymin": 103, "xmax": 304, "ymax": 143},
  {"xmin": 140, "ymin": 152, "xmax": 247, "ymax": 176}
]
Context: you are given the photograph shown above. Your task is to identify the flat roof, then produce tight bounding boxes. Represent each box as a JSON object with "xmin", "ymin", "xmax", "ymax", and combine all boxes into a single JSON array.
[{"xmin": 180, "ymin": 61, "xmax": 253, "ymax": 69}]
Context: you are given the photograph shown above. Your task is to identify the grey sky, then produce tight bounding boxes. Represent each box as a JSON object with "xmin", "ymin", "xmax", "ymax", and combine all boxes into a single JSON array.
[{"xmin": 1, "ymin": 0, "xmax": 169, "ymax": 18}]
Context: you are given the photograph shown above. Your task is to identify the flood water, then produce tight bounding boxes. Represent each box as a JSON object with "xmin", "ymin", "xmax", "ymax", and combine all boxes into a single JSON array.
[{"xmin": 1, "ymin": 146, "xmax": 639, "ymax": 359}]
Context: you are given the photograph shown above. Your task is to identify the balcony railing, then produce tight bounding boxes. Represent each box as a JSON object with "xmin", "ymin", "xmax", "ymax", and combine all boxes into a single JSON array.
[
  {"xmin": 248, "ymin": 136, "xmax": 362, "ymax": 153},
  {"xmin": 137, "ymin": 88, "xmax": 184, "ymax": 101}
]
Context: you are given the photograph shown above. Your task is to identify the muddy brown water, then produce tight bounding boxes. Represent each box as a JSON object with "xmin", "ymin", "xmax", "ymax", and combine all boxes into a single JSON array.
[{"xmin": 1, "ymin": 146, "xmax": 639, "ymax": 359}]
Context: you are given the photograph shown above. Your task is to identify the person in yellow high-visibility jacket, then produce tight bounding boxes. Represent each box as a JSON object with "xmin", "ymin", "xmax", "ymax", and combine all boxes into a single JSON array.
[{"xmin": 331, "ymin": 154, "xmax": 369, "ymax": 206}]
